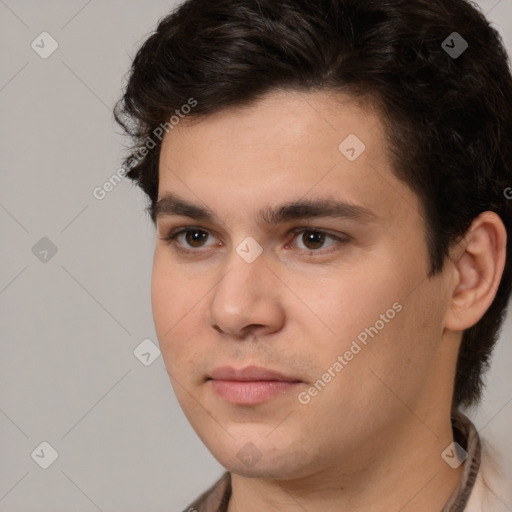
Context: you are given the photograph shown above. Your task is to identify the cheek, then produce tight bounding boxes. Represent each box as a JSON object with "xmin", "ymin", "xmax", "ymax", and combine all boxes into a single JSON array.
[
  {"xmin": 151, "ymin": 252, "xmax": 198, "ymax": 323},
  {"xmin": 303, "ymin": 260, "xmax": 434, "ymax": 390},
  {"xmin": 150, "ymin": 254, "xmax": 219, "ymax": 385},
  {"xmin": 307, "ymin": 264, "xmax": 401, "ymax": 342},
  {"xmin": 151, "ymin": 258, "xmax": 196, "ymax": 357},
  {"xmin": 340, "ymin": 281, "xmax": 447, "ymax": 413},
  {"xmin": 151, "ymin": 261, "xmax": 174, "ymax": 337}
]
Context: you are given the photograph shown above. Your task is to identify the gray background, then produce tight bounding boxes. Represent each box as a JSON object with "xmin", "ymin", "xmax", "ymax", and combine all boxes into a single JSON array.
[{"xmin": 0, "ymin": 1, "xmax": 511, "ymax": 510}]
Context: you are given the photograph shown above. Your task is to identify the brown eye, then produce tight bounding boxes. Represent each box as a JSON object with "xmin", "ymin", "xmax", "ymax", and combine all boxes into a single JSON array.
[
  {"xmin": 301, "ymin": 231, "xmax": 327, "ymax": 250},
  {"xmin": 184, "ymin": 230, "xmax": 209, "ymax": 247},
  {"xmin": 162, "ymin": 227, "xmax": 217, "ymax": 251},
  {"xmin": 289, "ymin": 229, "xmax": 348, "ymax": 254}
]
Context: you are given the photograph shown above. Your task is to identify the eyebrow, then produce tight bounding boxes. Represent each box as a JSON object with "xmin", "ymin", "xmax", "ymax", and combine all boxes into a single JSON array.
[{"xmin": 153, "ymin": 192, "xmax": 380, "ymax": 226}]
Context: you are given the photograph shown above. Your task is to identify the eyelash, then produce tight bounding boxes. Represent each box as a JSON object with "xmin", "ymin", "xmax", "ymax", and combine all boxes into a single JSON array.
[{"xmin": 160, "ymin": 226, "xmax": 348, "ymax": 256}]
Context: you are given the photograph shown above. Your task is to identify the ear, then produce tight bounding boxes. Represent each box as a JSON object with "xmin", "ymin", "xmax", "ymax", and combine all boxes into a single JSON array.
[{"xmin": 444, "ymin": 211, "xmax": 507, "ymax": 332}]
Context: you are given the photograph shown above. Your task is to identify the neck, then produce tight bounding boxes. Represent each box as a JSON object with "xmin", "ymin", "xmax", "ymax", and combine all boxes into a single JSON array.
[{"xmin": 227, "ymin": 414, "xmax": 464, "ymax": 512}]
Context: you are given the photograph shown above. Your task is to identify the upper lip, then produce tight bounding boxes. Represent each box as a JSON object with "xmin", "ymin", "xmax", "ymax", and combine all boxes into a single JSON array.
[{"xmin": 209, "ymin": 365, "xmax": 301, "ymax": 382}]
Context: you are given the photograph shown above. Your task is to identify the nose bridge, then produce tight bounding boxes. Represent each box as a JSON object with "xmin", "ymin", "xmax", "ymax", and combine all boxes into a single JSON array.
[
  {"xmin": 207, "ymin": 244, "xmax": 283, "ymax": 336},
  {"xmin": 213, "ymin": 244, "xmax": 267, "ymax": 312}
]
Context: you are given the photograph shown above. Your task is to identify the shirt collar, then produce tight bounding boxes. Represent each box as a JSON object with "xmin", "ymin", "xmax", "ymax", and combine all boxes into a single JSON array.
[
  {"xmin": 441, "ymin": 411, "xmax": 481, "ymax": 511},
  {"xmin": 185, "ymin": 411, "xmax": 481, "ymax": 512}
]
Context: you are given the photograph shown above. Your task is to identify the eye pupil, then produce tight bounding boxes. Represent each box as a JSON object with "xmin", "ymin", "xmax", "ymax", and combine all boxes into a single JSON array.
[
  {"xmin": 186, "ymin": 230, "xmax": 208, "ymax": 247},
  {"xmin": 303, "ymin": 231, "xmax": 325, "ymax": 250}
]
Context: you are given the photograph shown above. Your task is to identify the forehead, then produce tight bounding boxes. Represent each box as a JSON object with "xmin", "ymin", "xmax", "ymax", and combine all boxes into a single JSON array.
[
  {"xmin": 162, "ymin": 89, "xmax": 379, "ymax": 157},
  {"xmin": 157, "ymin": 89, "xmax": 420, "ymax": 226}
]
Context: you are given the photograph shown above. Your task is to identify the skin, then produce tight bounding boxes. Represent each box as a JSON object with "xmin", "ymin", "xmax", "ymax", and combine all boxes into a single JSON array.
[{"xmin": 151, "ymin": 89, "xmax": 507, "ymax": 512}]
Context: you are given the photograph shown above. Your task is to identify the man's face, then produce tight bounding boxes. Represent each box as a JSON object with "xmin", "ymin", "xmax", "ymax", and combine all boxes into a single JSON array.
[{"xmin": 152, "ymin": 90, "xmax": 456, "ymax": 479}]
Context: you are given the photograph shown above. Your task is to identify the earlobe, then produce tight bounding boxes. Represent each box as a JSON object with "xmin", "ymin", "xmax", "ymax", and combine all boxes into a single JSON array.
[{"xmin": 444, "ymin": 211, "xmax": 507, "ymax": 332}]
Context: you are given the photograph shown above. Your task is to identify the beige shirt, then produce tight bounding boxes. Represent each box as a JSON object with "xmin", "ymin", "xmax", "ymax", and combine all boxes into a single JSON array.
[{"xmin": 184, "ymin": 412, "xmax": 509, "ymax": 512}]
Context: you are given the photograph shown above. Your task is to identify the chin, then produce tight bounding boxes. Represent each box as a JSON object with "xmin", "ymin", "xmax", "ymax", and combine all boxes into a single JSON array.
[
  {"xmin": 205, "ymin": 432, "xmax": 312, "ymax": 480},
  {"xmin": 221, "ymin": 454, "xmax": 300, "ymax": 479}
]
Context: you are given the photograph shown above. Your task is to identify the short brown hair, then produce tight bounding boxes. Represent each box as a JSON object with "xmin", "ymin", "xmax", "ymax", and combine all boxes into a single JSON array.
[{"xmin": 114, "ymin": 0, "xmax": 512, "ymax": 408}]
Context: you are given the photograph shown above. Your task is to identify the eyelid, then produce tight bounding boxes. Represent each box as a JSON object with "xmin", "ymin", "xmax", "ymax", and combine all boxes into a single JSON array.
[{"xmin": 288, "ymin": 227, "xmax": 347, "ymax": 240}]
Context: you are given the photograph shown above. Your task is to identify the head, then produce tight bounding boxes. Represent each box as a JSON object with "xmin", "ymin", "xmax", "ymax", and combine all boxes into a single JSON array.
[{"xmin": 115, "ymin": 0, "xmax": 512, "ymax": 477}]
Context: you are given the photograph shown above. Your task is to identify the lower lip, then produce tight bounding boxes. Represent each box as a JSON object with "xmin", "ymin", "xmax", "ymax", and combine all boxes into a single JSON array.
[{"xmin": 210, "ymin": 380, "xmax": 300, "ymax": 405}]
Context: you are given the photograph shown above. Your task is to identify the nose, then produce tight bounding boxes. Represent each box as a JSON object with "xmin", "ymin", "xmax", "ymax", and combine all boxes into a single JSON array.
[{"xmin": 207, "ymin": 247, "xmax": 285, "ymax": 340}]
